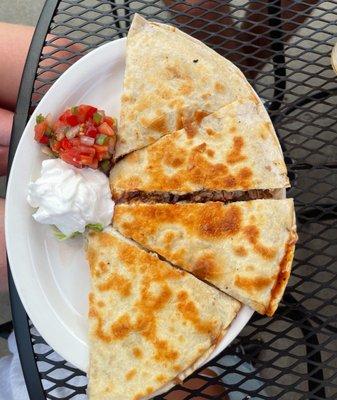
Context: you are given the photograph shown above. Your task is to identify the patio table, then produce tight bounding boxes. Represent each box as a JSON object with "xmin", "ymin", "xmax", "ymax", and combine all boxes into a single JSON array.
[{"xmin": 7, "ymin": 1, "xmax": 337, "ymax": 399}]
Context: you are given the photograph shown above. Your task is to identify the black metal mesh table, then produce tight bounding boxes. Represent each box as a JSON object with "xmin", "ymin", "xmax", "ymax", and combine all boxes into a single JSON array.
[{"xmin": 7, "ymin": 1, "xmax": 337, "ymax": 399}]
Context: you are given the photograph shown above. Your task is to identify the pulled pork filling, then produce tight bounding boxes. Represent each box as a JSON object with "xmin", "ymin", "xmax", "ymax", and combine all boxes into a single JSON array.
[{"xmin": 116, "ymin": 189, "xmax": 282, "ymax": 204}]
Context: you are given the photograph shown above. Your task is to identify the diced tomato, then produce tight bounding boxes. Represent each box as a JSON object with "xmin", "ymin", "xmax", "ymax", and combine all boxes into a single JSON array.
[
  {"xmin": 67, "ymin": 114, "xmax": 79, "ymax": 126},
  {"xmin": 96, "ymin": 153, "xmax": 103, "ymax": 161},
  {"xmin": 80, "ymin": 155, "xmax": 94, "ymax": 165},
  {"xmin": 77, "ymin": 105, "xmax": 97, "ymax": 123},
  {"xmin": 59, "ymin": 110, "xmax": 78, "ymax": 126},
  {"xmin": 59, "ymin": 109, "xmax": 71, "ymax": 123},
  {"xmin": 98, "ymin": 122, "xmax": 115, "ymax": 137},
  {"xmin": 66, "ymin": 147, "xmax": 80, "ymax": 157},
  {"xmin": 94, "ymin": 144, "xmax": 109, "ymax": 161},
  {"xmin": 102, "ymin": 152, "xmax": 111, "ymax": 160},
  {"xmin": 70, "ymin": 137, "xmax": 81, "ymax": 147},
  {"xmin": 53, "ymin": 120, "xmax": 67, "ymax": 134},
  {"xmin": 60, "ymin": 153, "xmax": 82, "ymax": 168},
  {"xmin": 34, "ymin": 121, "xmax": 48, "ymax": 142},
  {"xmin": 51, "ymin": 140, "xmax": 61, "ymax": 152},
  {"xmin": 104, "ymin": 116, "xmax": 116, "ymax": 129},
  {"xmin": 60, "ymin": 147, "xmax": 82, "ymax": 165},
  {"xmin": 88, "ymin": 159, "xmax": 99, "ymax": 169},
  {"xmin": 60, "ymin": 137, "xmax": 72, "ymax": 150},
  {"xmin": 39, "ymin": 135, "xmax": 49, "ymax": 145},
  {"xmin": 35, "ymin": 104, "xmax": 116, "ymax": 170},
  {"xmin": 79, "ymin": 145, "xmax": 95, "ymax": 156},
  {"xmin": 94, "ymin": 144, "xmax": 109, "ymax": 153},
  {"xmin": 85, "ymin": 124, "xmax": 98, "ymax": 138}
]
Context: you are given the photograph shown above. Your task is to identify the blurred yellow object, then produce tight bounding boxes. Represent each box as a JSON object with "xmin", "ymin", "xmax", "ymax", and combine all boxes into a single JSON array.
[{"xmin": 331, "ymin": 41, "xmax": 337, "ymax": 74}]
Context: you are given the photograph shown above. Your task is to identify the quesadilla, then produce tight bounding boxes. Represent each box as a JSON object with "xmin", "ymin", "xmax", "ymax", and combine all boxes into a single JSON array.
[
  {"xmin": 116, "ymin": 14, "xmax": 260, "ymax": 158},
  {"xmin": 87, "ymin": 228, "xmax": 240, "ymax": 400},
  {"xmin": 113, "ymin": 199, "xmax": 297, "ymax": 316},
  {"xmin": 111, "ymin": 100, "xmax": 289, "ymax": 202}
]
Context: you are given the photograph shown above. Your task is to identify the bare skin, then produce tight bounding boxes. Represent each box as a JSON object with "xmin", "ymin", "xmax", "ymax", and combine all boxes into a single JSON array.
[
  {"xmin": 0, "ymin": 24, "xmax": 34, "ymax": 293},
  {"xmin": 0, "ymin": 198, "xmax": 5, "ymax": 293},
  {"xmin": 0, "ymin": 108, "xmax": 13, "ymax": 177},
  {"xmin": 0, "ymin": 24, "xmax": 34, "ymax": 179},
  {"xmin": 0, "ymin": 24, "xmax": 34, "ymax": 111}
]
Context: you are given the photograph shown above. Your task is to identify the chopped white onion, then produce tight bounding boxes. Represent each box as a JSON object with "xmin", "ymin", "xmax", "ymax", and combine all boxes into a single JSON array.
[
  {"xmin": 80, "ymin": 136, "xmax": 95, "ymax": 146},
  {"xmin": 55, "ymin": 124, "xmax": 66, "ymax": 136},
  {"xmin": 56, "ymin": 131, "xmax": 65, "ymax": 141},
  {"xmin": 45, "ymin": 113, "xmax": 53, "ymax": 126},
  {"xmin": 41, "ymin": 145, "xmax": 56, "ymax": 158},
  {"xmin": 66, "ymin": 125, "xmax": 81, "ymax": 139}
]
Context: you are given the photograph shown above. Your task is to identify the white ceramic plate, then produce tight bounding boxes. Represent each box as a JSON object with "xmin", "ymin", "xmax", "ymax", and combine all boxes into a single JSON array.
[{"xmin": 5, "ymin": 37, "xmax": 254, "ymax": 373}]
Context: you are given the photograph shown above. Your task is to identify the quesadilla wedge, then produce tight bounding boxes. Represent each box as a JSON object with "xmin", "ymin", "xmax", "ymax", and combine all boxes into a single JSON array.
[
  {"xmin": 111, "ymin": 100, "xmax": 289, "ymax": 202},
  {"xmin": 116, "ymin": 14, "xmax": 260, "ymax": 158},
  {"xmin": 87, "ymin": 228, "xmax": 240, "ymax": 400},
  {"xmin": 113, "ymin": 199, "xmax": 297, "ymax": 316}
]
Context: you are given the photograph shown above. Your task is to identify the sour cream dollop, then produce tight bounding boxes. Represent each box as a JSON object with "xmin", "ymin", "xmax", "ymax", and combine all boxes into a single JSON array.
[{"xmin": 27, "ymin": 159, "xmax": 114, "ymax": 236}]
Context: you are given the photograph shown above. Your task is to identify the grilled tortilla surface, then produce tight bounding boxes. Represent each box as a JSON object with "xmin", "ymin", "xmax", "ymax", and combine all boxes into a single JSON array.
[
  {"xmin": 115, "ymin": 14, "xmax": 260, "ymax": 158},
  {"xmin": 113, "ymin": 199, "xmax": 297, "ymax": 316},
  {"xmin": 87, "ymin": 228, "xmax": 240, "ymax": 400},
  {"xmin": 111, "ymin": 100, "xmax": 289, "ymax": 201}
]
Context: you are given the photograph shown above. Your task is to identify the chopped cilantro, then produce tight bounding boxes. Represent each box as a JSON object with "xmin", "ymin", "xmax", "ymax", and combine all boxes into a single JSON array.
[
  {"xmin": 71, "ymin": 106, "xmax": 78, "ymax": 115},
  {"xmin": 53, "ymin": 226, "xmax": 81, "ymax": 240},
  {"xmin": 99, "ymin": 159, "xmax": 111, "ymax": 174},
  {"xmin": 86, "ymin": 223, "xmax": 104, "ymax": 232},
  {"xmin": 93, "ymin": 112, "xmax": 103, "ymax": 124},
  {"xmin": 36, "ymin": 114, "xmax": 45, "ymax": 124},
  {"xmin": 95, "ymin": 134, "xmax": 107, "ymax": 145},
  {"xmin": 45, "ymin": 127, "xmax": 54, "ymax": 137}
]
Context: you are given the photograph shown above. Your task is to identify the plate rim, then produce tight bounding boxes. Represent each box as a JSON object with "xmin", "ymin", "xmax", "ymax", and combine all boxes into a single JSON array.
[{"xmin": 5, "ymin": 35, "xmax": 254, "ymax": 375}]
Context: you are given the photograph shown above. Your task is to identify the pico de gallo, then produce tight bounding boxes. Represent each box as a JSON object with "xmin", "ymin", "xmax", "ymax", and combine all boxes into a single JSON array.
[{"xmin": 34, "ymin": 104, "xmax": 117, "ymax": 173}]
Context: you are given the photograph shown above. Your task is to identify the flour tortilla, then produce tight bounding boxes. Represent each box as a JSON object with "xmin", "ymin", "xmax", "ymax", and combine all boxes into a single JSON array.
[
  {"xmin": 115, "ymin": 14, "xmax": 260, "ymax": 158},
  {"xmin": 111, "ymin": 100, "xmax": 289, "ymax": 200},
  {"xmin": 113, "ymin": 199, "xmax": 297, "ymax": 316},
  {"xmin": 87, "ymin": 228, "xmax": 240, "ymax": 400}
]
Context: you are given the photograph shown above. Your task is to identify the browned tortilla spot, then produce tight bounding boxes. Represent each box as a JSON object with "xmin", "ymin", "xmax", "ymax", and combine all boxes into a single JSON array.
[
  {"xmin": 193, "ymin": 253, "xmax": 222, "ymax": 281},
  {"xmin": 156, "ymin": 374, "xmax": 167, "ymax": 383},
  {"xmin": 243, "ymin": 225, "xmax": 277, "ymax": 260},
  {"xmin": 176, "ymin": 291, "xmax": 216, "ymax": 336},
  {"xmin": 148, "ymin": 115, "xmax": 168, "ymax": 133},
  {"xmin": 194, "ymin": 110, "xmax": 210, "ymax": 124},
  {"xmin": 233, "ymin": 246, "xmax": 248, "ymax": 257},
  {"xmin": 266, "ymin": 235, "xmax": 296, "ymax": 316},
  {"xmin": 184, "ymin": 119, "xmax": 198, "ymax": 138},
  {"xmin": 214, "ymin": 82, "xmax": 225, "ymax": 92},
  {"xmin": 226, "ymin": 136, "xmax": 247, "ymax": 165},
  {"xmin": 205, "ymin": 127, "xmax": 219, "ymax": 137},
  {"xmin": 235, "ymin": 275, "xmax": 274, "ymax": 294},
  {"xmin": 179, "ymin": 82, "xmax": 193, "ymax": 95},
  {"xmin": 97, "ymin": 273, "xmax": 131, "ymax": 297},
  {"xmin": 198, "ymin": 204, "xmax": 242, "ymax": 239},
  {"xmin": 125, "ymin": 369, "xmax": 137, "ymax": 381},
  {"xmin": 132, "ymin": 347, "xmax": 143, "ymax": 359}
]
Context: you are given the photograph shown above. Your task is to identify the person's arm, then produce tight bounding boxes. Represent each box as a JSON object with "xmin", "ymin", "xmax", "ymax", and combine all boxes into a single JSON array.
[
  {"xmin": 0, "ymin": 23, "xmax": 34, "ymax": 111},
  {"xmin": 0, "ymin": 108, "xmax": 13, "ymax": 176},
  {"xmin": 0, "ymin": 23, "xmax": 84, "ymax": 111},
  {"xmin": 0, "ymin": 199, "xmax": 6, "ymax": 293}
]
